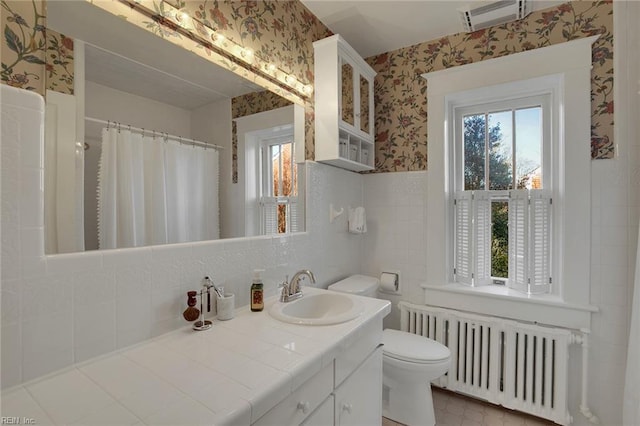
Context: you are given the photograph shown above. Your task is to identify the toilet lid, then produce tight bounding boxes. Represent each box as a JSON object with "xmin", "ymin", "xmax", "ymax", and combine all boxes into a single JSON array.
[
  {"xmin": 328, "ymin": 275, "xmax": 379, "ymax": 296},
  {"xmin": 382, "ymin": 329, "xmax": 450, "ymax": 363}
]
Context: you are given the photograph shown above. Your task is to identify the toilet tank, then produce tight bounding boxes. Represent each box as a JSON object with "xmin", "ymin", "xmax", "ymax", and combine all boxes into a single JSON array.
[{"xmin": 328, "ymin": 275, "xmax": 379, "ymax": 297}]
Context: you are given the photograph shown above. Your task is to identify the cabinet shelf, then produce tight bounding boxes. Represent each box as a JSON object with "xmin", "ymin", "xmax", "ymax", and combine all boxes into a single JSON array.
[{"xmin": 314, "ymin": 34, "xmax": 376, "ymax": 172}]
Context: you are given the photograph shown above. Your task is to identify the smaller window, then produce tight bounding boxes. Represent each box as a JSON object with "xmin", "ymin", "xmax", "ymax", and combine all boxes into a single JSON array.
[{"xmin": 259, "ymin": 134, "xmax": 299, "ymax": 235}]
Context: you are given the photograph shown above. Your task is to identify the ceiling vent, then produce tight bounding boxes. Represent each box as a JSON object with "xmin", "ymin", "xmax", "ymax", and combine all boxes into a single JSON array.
[{"xmin": 459, "ymin": 0, "xmax": 531, "ymax": 32}]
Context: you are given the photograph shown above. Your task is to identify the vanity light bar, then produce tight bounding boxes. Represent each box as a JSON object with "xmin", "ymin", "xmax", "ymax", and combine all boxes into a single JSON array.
[{"xmin": 157, "ymin": 0, "xmax": 313, "ymax": 96}]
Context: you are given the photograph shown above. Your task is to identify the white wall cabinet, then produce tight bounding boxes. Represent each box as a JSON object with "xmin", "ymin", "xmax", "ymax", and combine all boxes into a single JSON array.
[
  {"xmin": 252, "ymin": 318, "xmax": 383, "ymax": 426},
  {"xmin": 314, "ymin": 34, "xmax": 376, "ymax": 172}
]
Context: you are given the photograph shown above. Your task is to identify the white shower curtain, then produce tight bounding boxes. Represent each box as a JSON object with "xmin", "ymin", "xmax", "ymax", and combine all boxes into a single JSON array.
[
  {"xmin": 98, "ymin": 128, "xmax": 219, "ymax": 249},
  {"xmin": 623, "ymin": 222, "xmax": 640, "ymax": 425}
]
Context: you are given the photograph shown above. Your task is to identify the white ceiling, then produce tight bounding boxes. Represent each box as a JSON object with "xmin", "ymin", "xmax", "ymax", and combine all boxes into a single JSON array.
[{"xmin": 300, "ymin": 0, "xmax": 567, "ymax": 58}]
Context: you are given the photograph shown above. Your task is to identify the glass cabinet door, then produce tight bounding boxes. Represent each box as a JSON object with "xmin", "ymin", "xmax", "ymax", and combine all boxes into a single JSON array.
[
  {"xmin": 359, "ymin": 75, "xmax": 369, "ymax": 135},
  {"xmin": 341, "ymin": 59, "xmax": 354, "ymax": 127}
]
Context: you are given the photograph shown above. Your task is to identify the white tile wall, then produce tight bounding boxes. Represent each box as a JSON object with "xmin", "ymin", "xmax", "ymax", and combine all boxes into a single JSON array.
[
  {"xmin": 1, "ymin": 87, "xmax": 364, "ymax": 389},
  {"xmin": 361, "ymin": 162, "xmax": 637, "ymax": 425},
  {"xmin": 362, "ymin": 171, "xmax": 428, "ymax": 329}
]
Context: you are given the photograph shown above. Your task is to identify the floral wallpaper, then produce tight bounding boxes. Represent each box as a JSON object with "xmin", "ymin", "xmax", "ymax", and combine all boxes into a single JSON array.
[
  {"xmin": 44, "ymin": 29, "xmax": 74, "ymax": 95},
  {"xmin": 1, "ymin": 0, "xmax": 73, "ymax": 95},
  {"xmin": 231, "ymin": 89, "xmax": 293, "ymax": 183},
  {"xmin": 367, "ymin": 1, "xmax": 614, "ymax": 172},
  {"xmin": 1, "ymin": 0, "xmax": 46, "ymax": 94},
  {"xmin": 1, "ymin": 0, "xmax": 615, "ymax": 170}
]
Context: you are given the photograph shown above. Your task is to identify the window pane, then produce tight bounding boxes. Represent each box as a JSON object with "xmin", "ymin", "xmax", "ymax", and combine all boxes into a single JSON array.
[
  {"xmin": 491, "ymin": 200, "xmax": 509, "ymax": 278},
  {"xmin": 277, "ymin": 204, "xmax": 286, "ymax": 233},
  {"xmin": 515, "ymin": 107, "xmax": 542, "ymax": 189},
  {"xmin": 281, "ymin": 143, "xmax": 293, "ymax": 197},
  {"xmin": 488, "ymin": 110, "xmax": 513, "ymax": 190},
  {"xmin": 463, "ymin": 114, "xmax": 485, "ymax": 190},
  {"xmin": 271, "ymin": 145, "xmax": 281, "ymax": 196},
  {"xmin": 341, "ymin": 61, "xmax": 354, "ymax": 126},
  {"xmin": 292, "ymin": 161, "xmax": 298, "ymax": 196}
]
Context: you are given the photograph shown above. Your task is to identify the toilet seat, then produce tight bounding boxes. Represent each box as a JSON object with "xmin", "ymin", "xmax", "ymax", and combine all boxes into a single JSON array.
[{"xmin": 382, "ymin": 329, "xmax": 450, "ymax": 364}]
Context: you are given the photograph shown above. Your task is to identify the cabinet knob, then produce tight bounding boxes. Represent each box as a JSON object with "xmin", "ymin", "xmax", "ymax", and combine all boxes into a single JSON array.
[
  {"xmin": 342, "ymin": 403, "xmax": 353, "ymax": 414},
  {"xmin": 297, "ymin": 401, "xmax": 310, "ymax": 414}
]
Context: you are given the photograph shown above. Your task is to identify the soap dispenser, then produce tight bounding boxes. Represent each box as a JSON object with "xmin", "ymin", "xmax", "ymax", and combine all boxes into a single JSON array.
[{"xmin": 250, "ymin": 269, "xmax": 264, "ymax": 312}]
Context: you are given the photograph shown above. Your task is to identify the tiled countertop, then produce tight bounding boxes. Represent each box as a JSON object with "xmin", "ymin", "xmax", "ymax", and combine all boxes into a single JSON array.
[{"xmin": 1, "ymin": 288, "xmax": 390, "ymax": 425}]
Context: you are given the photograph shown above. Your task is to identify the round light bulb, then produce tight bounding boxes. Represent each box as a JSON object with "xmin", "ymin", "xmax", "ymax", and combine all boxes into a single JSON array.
[
  {"xmin": 284, "ymin": 74, "xmax": 297, "ymax": 86},
  {"xmin": 175, "ymin": 11, "xmax": 191, "ymax": 28},
  {"xmin": 242, "ymin": 48, "xmax": 253, "ymax": 58}
]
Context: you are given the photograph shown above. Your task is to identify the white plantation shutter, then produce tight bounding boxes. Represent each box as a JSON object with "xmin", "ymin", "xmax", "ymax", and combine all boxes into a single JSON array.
[
  {"xmin": 529, "ymin": 189, "xmax": 552, "ymax": 294},
  {"xmin": 508, "ymin": 189, "xmax": 552, "ymax": 294},
  {"xmin": 261, "ymin": 196, "xmax": 300, "ymax": 235},
  {"xmin": 454, "ymin": 191, "xmax": 473, "ymax": 285},
  {"xmin": 261, "ymin": 196, "xmax": 279, "ymax": 235},
  {"xmin": 288, "ymin": 196, "xmax": 300, "ymax": 233},
  {"xmin": 473, "ymin": 191, "xmax": 492, "ymax": 286},
  {"xmin": 509, "ymin": 190, "xmax": 529, "ymax": 292},
  {"xmin": 454, "ymin": 191, "xmax": 491, "ymax": 286}
]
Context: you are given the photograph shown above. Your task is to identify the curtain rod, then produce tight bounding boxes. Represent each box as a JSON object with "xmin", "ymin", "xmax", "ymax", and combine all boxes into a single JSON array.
[{"xmin": 84, "ymin": 117, "xmax": 224, "ymax": 151}]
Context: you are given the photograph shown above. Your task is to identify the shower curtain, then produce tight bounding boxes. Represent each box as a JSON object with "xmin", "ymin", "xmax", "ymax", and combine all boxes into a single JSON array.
[
  {"xmin": 97, "ymin": 128, "xmax": 219, "ymax": 249},
  {"xmin": 623, "ymin": 222, "xmax": 640, "ymax": 425}
]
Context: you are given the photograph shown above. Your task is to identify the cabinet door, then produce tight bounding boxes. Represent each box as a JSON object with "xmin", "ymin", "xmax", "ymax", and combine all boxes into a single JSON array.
[
  {"xmin": 253, "ymin": 363, "xmax": 333, "ymax": 426},
  {"xmin": 334, "ymin": 347, "xmax": 382, "ymax": 426},
  {"xmin": 301, "ymin": 395, "xmax": 334, "ymax": 426},
  {"xmin": 358, "ymin": 75, "xmax": 370, "ymax": 136},
  {"xmin": 341, "ymin": 58, "xmax": 355, "ymax": 128}
]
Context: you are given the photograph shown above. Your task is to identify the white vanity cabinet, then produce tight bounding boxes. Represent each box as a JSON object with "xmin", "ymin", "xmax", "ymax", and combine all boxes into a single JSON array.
[
  {"xmin": 302, "ymin": 395, "xmax": 334, "ymax": 426},
  {"xmin": 253, "ymin": 363, "xmax": 333, "ymax": 426},
  {"xmin": 252, "ymin": 318, "xmax": 384, "ymax": 426},
  {"xmin": 334, "ymin": 347, "xmax": 383, "ymax": 426},
  {"xmin": 314, "ymin": 34, "xmax": 376, "ymax": 172}
]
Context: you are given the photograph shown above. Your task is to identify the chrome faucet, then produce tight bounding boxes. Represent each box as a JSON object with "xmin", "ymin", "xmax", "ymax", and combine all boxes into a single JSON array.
[{"xmin": 279, "ymin": 270, "xmax": 316, "ymax": 302}]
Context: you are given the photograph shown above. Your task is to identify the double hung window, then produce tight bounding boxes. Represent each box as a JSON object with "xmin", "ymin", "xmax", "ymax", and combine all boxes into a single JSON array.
[
  {"xmin": 453, "ymin": 95, "xmax": 552, "ymax": 294},
  {"xmin": 259, "ymin": 134, "xmax": 299, "ymax": 235}
]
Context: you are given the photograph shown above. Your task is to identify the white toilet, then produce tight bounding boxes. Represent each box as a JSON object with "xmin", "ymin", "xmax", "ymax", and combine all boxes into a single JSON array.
[{"xmin": 328, "ymin": 275, "xmax": 451, "ymax": 426}]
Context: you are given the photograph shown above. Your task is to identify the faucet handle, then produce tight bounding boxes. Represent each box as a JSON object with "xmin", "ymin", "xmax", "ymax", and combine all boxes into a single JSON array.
[{"xmin": 279, "ymin": 276, "xmax": 290, "ymax": 302}]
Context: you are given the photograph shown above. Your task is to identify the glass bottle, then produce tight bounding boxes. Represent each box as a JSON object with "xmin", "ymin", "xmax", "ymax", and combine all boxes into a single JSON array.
[{"xmin": 251, "ymin": 269, "xmax": 264, "ymax": 311}]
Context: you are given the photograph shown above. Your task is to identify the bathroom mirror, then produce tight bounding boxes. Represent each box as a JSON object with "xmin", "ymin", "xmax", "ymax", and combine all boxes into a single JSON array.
[{"xmin": 44, "ymin": 1, "xmax": 306, "ymax": 253}]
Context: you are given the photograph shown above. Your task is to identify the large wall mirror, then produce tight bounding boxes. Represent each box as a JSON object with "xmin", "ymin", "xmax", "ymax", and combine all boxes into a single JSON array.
[{"xmin": 44, "ymin": 1, "xmax": 306, "ymax": 254}]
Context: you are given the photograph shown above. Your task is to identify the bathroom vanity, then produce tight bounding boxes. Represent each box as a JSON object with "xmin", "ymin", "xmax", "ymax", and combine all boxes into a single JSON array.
[{"xmin": 1, "ymin": 288, "xmax": 390, "ymax": 425}]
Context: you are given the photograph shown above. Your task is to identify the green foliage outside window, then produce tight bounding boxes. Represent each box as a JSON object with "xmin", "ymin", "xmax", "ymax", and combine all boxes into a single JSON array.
[{"xmin": 463, "ymin": 115, "xmax": 510, "ymax": 278}]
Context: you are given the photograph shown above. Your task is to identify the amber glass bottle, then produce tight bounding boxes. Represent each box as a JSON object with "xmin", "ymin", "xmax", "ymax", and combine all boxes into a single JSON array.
[{"xmin": 250, "ymin": 270, "xmax": 264, "ymax": 311}]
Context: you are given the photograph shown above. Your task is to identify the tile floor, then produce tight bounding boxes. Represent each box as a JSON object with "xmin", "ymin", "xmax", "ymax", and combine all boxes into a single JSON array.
[{"xmin": 382, "ymin": 388, "xmax": 554, "ymax": 426}]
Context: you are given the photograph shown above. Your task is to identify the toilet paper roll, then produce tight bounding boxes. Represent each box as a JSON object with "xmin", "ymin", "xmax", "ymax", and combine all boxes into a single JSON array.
[{"xmin": 380, "ymin": 272, "xmax": 398, "ymax": 293}]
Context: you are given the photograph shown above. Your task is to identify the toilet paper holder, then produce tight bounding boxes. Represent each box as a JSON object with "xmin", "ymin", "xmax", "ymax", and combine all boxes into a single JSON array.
[{"xmin": 380, "ymin": 271, "xmax": 400, "ymax": 294}]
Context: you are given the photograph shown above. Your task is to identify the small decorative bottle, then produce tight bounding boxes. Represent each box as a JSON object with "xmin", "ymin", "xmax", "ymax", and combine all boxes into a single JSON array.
[{"xmin": 250, "ymin": 269, "xmax": 264, "ymax": 312}]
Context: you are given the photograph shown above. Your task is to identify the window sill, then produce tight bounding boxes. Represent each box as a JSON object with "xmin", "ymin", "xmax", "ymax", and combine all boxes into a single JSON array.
[{"xmin": 420, "ymin": 282, "xmax": 598, "ymax": 330}]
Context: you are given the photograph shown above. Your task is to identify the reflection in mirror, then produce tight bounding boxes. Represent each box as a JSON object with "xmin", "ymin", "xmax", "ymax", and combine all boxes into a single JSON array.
[
  {"xmin": 360, "ymin": 76, "xmax": 370, "ymax": 134},
  {"xmin": 341, "ymin": 60, "xmax": 354, "ymax": 126},
  {"xmin": 44, "ymin": 1, "xmax": 305, "ymax": 254}
]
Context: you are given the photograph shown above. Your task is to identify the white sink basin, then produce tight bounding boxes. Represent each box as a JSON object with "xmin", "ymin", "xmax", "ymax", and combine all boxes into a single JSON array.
[{"xmin": 269, "ymin": 292, "xmax": 364, "ymax": 325}]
